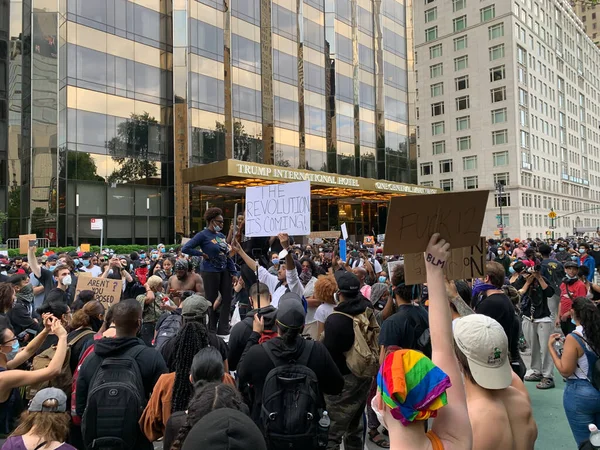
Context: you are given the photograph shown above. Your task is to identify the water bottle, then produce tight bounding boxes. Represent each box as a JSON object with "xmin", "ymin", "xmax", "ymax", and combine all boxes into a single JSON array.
[
  {"xmin": 589, "ymin": 424, "xmax": 600, "ymax": 448},
  {"xmin": 554, "ymin": 338, "xmax": 564, "ymax": 356},
  {"xmin": 317, "ymin": 411, "xmax": 330, "ymax": 448}
]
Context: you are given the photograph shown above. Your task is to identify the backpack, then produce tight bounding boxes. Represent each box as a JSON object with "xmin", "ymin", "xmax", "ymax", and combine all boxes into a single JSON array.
[
  {"xmin": 154, "ymin": 312, "xmax": 183, "ymax": 350},
  {"xmin": 260, "ymin": 340, "xmax": 322, "ymax": 450},
  {"xmin": 82, "ymin": 345, "xmax": 147, "ymax": 450},
  {"xmin": 71, "ymin": 339, "xmax": 99, "ymax": 425},
  {"xmin": 572, "ymin": 333, "xmax": 600, "ymax": 390},
  {"xmin": 331, "ymin": 308, "xmax": 381, "ymax": 378},
  {"xmin": 27, "ymin": 329, "xmax": 95, "ymax": 399}
]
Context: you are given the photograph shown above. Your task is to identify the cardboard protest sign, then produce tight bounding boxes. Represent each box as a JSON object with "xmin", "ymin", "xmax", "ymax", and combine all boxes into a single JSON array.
[
  {"xmin": 75, "ymin": 275, "xmax": 122, "ymax": 310},
  {"xmin": 245, "ymin": 181, "xmax": 311, "ymax": 237},
  {"xmin": 80, "ymin": 243, "xmax": 91, "ymax": 252},
  {"xmin": 309, "ymin": 231, "xmax": 340, "ymax": 240},
  {"xmin": 383, "ymin": 190, "xmax": 488, "ymax": 255},
  {"xmin": 403, "ymin": 237, "xmax": 486, "ymax": 285},
  {"xmin": 363, "ymin": 236, "xmax": 375, "ymax": 245},
  {"xmin": 19, "ymin": 234, "xmax": 37, "ymax": 254}
]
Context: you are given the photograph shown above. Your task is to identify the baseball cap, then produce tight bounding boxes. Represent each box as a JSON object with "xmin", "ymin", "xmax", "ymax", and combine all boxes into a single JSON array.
[
  {"xmin": 28, "ymin": 387, "xmax": 67, "ymax": 412},
  {"xmin": 453, "ymin": 314, "xmax": 512, "ymax": 390},
  {"xmin": 47, "ymin": 255, "xmax": 59, "ymax": 262},
  {"xmin": 276, "ymin": 292, "xmax": 306, "ymax": 329},
  {"xmin": 40, "ymin": 255, "xmax": 48, "ymax": 263},
  {"xmin": 564, "ymin": 261, "xmax": 578, "ymax": 269},
  {"xmin": 334, "ymin": 271, "xmax": 361, "ymax": 295},
  {"xmin": 512, "ymin": 261, "xmax": 526, "ymax": 273},
  {"xmin": 182, "ymin": 294, "xmax": 211, "ymax": 318},
  {"xmin": 82, "ymin": 252, "xmax": 93, "ymax": 259}
]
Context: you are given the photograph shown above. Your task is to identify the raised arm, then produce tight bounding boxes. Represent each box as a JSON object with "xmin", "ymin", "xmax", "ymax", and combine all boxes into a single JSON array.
[
  {"xmin": 231, "ymin": 239, "xmax": 257, "ymax": 272},
  {"xmin": 7, "ymin": 314, "xmax": 53, "ymax": 369},
  {"xmin": 425, "ymin": 234, "xmax": 472, "ymax": 449},
  {"xmin": 28, "ymin": 245, "xmax": 41, "ymax": 278}
]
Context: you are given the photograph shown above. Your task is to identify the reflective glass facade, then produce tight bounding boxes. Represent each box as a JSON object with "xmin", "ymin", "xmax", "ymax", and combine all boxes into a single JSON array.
[{"xmin": 4, "ymin": 0, "xmax": 414, "ymax": 245}]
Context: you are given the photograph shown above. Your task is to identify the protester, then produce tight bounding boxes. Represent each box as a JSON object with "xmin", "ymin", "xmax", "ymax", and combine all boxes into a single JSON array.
[
  {"xmin": 76, "ymin": 300, "xmax": 168, "ymax": 450},
  {"xmin": 558, "ymin": 261, "xmax": 587, "ymax": 336},
  {"xmin": 299, "ymin": 258, "xmax": 320, "ymax": 338},
  {"xmin": 494, "ymin": 245, "xmax": 511, "ymax": 274},
  {"xmin": 7, "ymin": 275, "xmax": 37, "ymax": 337},
  {"xmin": 181, "ymin": 207, "xmax": 237, "ymax": 336},
  {"xmin": 81, "ymin": 253, "xmax": 102, "ymax": 277},
  {"xmin": 370, "ymin": 282, "xmax": 395, "ymax": 326},
  {"xmin": 35, "ymin": 302, "xmax": 72, "ymax": 354},
  {"xmin": 167, "ymin": 259, "xmax": 204, "ymax": 305},
  {"xmin": 313, "ymin": 274, "xmax": 338, "ymax": 337},
  {"xmin": 66, "ymin": 301, "xmax": 103, "ymax": 374},
  {"xmin": 578, "ymin": 243, "xmax": 596, "ymax": 282},
  {"xmin": 0, "ymin": 283, "xmax": 13, "ymax": 326},
  {"xmin": 3, "ymin": 388, "xmax": 76, "ymax": 450},
  {"xmin": 136, "ymin": 275, "xmax": 170, "ymax": 346},
  {"xmin": 372, "ymin": 234, "xmax": 472, "ymax": 450},
  {"xmin": 548, "ymin": 296, "xmax": 600, "ymax": 447},
  {"xmin": 70, "ymin": 290, "xmax": 94, "ymax": 313}
]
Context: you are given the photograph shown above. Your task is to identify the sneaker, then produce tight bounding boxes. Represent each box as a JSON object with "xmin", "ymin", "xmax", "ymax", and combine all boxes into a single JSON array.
[
  {"xmin": 524, "ymin": 373, "xmax": 543, "ymax": 382},
  {"xmin": 536, "ymin": 378, "xmax": 555, "ymax": 389}
]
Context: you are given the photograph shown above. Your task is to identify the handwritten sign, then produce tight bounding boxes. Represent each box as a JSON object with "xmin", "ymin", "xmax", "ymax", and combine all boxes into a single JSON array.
[
  {"xmin": 245, "ymin": 181, "xmax": 311, "ymax": 237},
  {"xmin": 404, "ymin": 237, "xmax": 486, "ymax": 285},
  {"xmin": 383, "ymin": 190, "xmax": 488, "ymax": 255},
  {"xmin": 19, "ymin": 234, "xmax": 37, "ymax": 255},
  {"xmin": 364, "ymin": 236, "xmax": 375, "ymax": 245},
  {"xmin": 74, "ymin": 275, "xmax": 122, "ymax": 311},
  {"xmin": 309, "ymin": 231, "xmax": 340, "ymax": 240}
]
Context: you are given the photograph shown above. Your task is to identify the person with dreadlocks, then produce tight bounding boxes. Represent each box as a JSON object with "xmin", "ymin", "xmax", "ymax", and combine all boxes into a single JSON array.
[
  {"xmin": 167, "ymin": 259, "xmax": 204, "ymax": 306},
  {"xmin": 139, "ymin": 296, "xmax": 228, "ymax": 443}
]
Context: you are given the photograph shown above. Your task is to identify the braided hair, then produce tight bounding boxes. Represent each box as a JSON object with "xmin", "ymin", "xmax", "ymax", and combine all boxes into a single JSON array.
[
  {"xmin": 170, "ymin": 382, "xmax": 244, "ymax": 450},
  {"xmin": 170, "ymin": 320, "xmax": 210, "ymax": 413}
]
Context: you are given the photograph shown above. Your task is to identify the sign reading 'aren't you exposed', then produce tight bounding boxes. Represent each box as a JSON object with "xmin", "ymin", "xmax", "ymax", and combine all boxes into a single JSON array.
[{"xmin": 245, "ymin": 181, "xmax": 311, "ymax": 237}]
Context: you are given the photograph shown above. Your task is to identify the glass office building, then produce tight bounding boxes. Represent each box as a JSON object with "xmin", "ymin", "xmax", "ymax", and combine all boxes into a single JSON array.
[{"xmin": 4, "ymin": 0, "xmax": 432, "ymax": 246}]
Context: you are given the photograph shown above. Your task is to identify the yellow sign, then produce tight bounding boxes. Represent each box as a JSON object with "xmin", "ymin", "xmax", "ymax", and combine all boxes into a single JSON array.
[
  {"xmin": 548, "ymin": 211, "xmax": 557, "ymax": 219},
  {"xmin": 80, "ymin": 244, "xmax": 91, "ymax": 252}
]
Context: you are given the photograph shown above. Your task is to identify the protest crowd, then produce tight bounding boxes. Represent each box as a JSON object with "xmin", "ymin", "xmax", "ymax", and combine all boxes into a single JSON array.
[{"xmin": 2, "ymin": 204, "xmax": 600, "ymax": 449}]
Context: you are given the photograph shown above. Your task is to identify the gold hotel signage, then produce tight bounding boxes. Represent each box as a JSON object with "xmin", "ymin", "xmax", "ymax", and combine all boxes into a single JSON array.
[{"xmin": 182, "ymin": 160, "xmax": 438, "ymax": 196}]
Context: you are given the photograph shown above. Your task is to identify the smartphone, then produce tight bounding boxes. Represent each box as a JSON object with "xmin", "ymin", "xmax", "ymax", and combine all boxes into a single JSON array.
[{"xmin": 29, "ymin": 239, "xmax": 37, "ymax": 248}]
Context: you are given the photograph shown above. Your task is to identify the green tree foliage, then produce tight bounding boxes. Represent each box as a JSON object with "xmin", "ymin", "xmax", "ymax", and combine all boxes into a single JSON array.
[{"xmin": 64, "ymin": 151, "xmax": 104, "ymax": 181}]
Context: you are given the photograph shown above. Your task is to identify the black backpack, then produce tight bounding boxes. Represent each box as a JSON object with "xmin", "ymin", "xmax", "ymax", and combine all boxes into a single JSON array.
[
  {"xmin": 260, "ymin": 340, "xmax": 323, "ymax": 450},
  {"xmin": 154, "ymin": 312, "xmax": 183, "ymax": 351},
  {"xmin": 82, "ymin": 345, "xmax": 147, "ymax": 450}
]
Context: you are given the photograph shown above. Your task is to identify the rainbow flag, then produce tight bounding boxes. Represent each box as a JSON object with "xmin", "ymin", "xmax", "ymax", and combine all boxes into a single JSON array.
[{"xmin": 377, "ymin": 349, "xmax": 451, "ymax": 426}]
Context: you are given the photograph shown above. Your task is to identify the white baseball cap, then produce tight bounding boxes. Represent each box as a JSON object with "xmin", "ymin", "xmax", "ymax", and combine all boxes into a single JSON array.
[{"xmin": 453, "ymin": 314, "xmax": 512, "ymax": 390}]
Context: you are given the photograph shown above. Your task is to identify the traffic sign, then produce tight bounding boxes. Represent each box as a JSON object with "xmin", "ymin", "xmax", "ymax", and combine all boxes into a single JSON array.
[
  {"xmin": 548, "ymin": 211, "xmax": 557, "ymax": 219},
  {"xmin": 90, "ymin": 218, "xmax": 103, "ymax": 230}
]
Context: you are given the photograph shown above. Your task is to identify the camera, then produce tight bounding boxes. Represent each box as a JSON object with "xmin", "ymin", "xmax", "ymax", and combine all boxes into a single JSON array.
[{"xmin": 527, "ymin": 264, "xmax": 541, "ymax": 274}]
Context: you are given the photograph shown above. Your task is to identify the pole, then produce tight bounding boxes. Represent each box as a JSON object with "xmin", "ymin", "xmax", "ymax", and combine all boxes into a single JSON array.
[
  {"xmin": 146, "ymin": 197, "xmax": 150, "ymax": 253},
  {"xmin": 100, "ymin": 227, "xmax": 103, "ymax": 254},
  {"xmin": 75, "ymin": 194, "xmax": 79, "ymax": 248},
  {"xmin": 496, "ymin": 183, "xmax": 504, "ymax": 239}
]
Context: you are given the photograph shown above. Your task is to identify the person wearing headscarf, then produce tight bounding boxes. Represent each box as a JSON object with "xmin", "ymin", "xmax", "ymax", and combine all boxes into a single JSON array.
[{"xmin": 370, "ymin": 283, "xmax": 395, "ymax": 327}]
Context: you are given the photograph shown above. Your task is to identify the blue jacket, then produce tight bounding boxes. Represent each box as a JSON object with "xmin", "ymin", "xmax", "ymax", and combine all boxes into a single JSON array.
[
  {"xmin": 182, "ymin": 228, "xmax": 238, "ymax": 274},
  {"xmin": 579, "ymin": 254, "xmax": 596, "ymax": 282}
]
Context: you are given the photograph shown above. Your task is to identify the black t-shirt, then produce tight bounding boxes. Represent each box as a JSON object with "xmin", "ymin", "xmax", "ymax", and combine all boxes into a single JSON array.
[
  {"xmin": 379, "ymin": 304, "xmax": 430, "ymax": 356},
  {"xmin": 473, "ymin": 292, "xmax": 519, "ymax": 360}
]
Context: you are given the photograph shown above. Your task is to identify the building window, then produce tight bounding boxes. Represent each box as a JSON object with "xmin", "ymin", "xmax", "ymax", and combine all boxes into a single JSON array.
[
  {"xmin": 518, "ymin": 88, "xmax": 528, "ymax": 106},
  {"xmin": 453, "ymin": 15, "xmax": 467, "ymax": 32},
  {"xmin": 425, "ymin": 7, "xmax": 437, "ymax": 22},
  {"xmin": 433, "ymin": 141, "xmax": 446, "ymax": 154},
  {"xmin": 454, "ymin": 55, "xmax": 468, "ymax": 71},
  {"xmin": 456, "ymin": 116, "xmax": 470, "ymax": 131},
  {"xmin": 464, "ymin": 176, "xmax": 479, "ymax": 190},
  {"xmin": 456, "ymin": 96, "xmax": 470, "ymax": 111},
  {"xmin": 420, "ymin": 162, "xmax": 433, "ymax": 176},
  {"xmin": 422, "ymin": 181, "xmax": 434, "ymax": 187},
  {"xmin": 491, "ymin": 86, "xmax": 507, "ymax": 102},
  {"xmin": 440, "ymin": 179, "xmax": 454, "ymax": 191},
  {"xmin": 431, "ymin": 102, "xmax": 445, "ymax": 116},
  {"xmin": 490, "ymin": 65, "xmax": 506, "ymax": 82},
  {"xmin": 495, "ymin": 193, "xmax": 511, "ymax": 207},
  {"xmin": 455, "ymin": 75, "xmax": 469, "ymax": 90},
  {"xmin": 457, "ymin": 136, "xmax": 471, "ymax": 150},
  {"xmin": 429, "ymin": 43, "xmax": 443, "ymax": 58},
  {"xmin": 492, "ymin": 129, "xmax": 508, "ymax": 145},
  {"xmin": 431, "ymin": 121, "xmax": 445, "ymax": 135},
  {"xmin": 520, "ymin": 130, "xmax": 529, "ymax": 148},
  {"xmin": 453, "ymin": 35, "xmax": 468, "ymax": 51},
  {"xmin": 489, "ymin": 44, "xmax": 505, "ymax": 61},
  {"xmin": 494, "ymin": 172, "xmax": 510, "ymax": 186},
  {"xmin": 493, "ymin": 151, "xmax": 509, "ymax": 166},
  {"xmin": 491, "ymin": 108, "xmax": 507, "ymax": 124},
  {"xmin": 517, "ymin": 45, "xmax": 527, "ymax": 65},
  {"xmin": 452, "ymin": 0, "xmax": 466, "ymax": 12},
  {"xmin": 480, "ymin": 5, "xmax": 495, "ymax": 22},
  {"xmin": 463, "ymin": 156, "xmax": 477, "ymax": 170},
  {"xmin": 440, "ymin": 159, "xmax": 453, "ymax": 173},
  {"xmin": 430, "ymin": 63, "xmax": 443, "ymax": 78},
  {"xmin": 425, "ymin": 26, "xmax": 438, "ymax": 42},
  {"xmin": 430, "ymin": 82, "xmax": 444, "ymax": 97},
  {"xmin": 488, "ymin": 23, "xmax": 504, "ymax": 39}
]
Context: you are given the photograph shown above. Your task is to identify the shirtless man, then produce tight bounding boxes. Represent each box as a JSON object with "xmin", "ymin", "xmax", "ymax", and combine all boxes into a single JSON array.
[
  {"xmin": 453, "ymin": 308, "xmax": 537, "ymax": 450},
  {"xmin": 167, "ymin": 259, "xmax": 204, "ymax": 304}
]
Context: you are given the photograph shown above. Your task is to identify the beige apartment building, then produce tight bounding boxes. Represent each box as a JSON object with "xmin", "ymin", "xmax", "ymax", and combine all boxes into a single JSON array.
[
  {"xmin": 570, "ymin": 1, "xmax": 600, "ymax": 46},
  {"xmin": 414, "ymin": 0, "xmax": 600, "ymax": 239}
]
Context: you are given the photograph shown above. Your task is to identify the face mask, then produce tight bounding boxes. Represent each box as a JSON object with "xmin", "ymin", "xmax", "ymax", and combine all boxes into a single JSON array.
[
  {"xmin": 572, "ymin": 256, "xmax": 579, "ymax": 261},
  {"xmin": 497, "ymin": 250, "xmax": 504, "ymax": 256},
  {"xmin": 371, "ymin": 395, "xmax": 387, "ymax": 429},
  {"xmin": 594, "ymin": 247, "xmax": 600, "ymax": 252},
  {"xmin": 140, "ymin": 254, "xmax": 146, "ymax": 259},
  {"xmin": 319, "ymin": 248, "xmax": 323, "ymax": 252},
  {"xmin": 213, "ymin": 222, "xmax": 222, "ymax": 232},
  {"xmin": 129, "ymin": 264, "xmax": 133, "ymax": 271},
  {"xmin": 559, "ymin": 247, "xmax": 565, "ymax": 252},
  {"xmin": 160, "ymin": 248, "xmax": 166, "ymax": 253},
  {"xmin": 509, "ymin": 266, "xmax": 515, "ymax": 274},
  {"xmin": 74, "ymin": 258, "xmax": 80, "ymax": 266},
  {"xmin": 62, "ymin": 275, "xmax": 72, "ymax": 286},
  {"xmin": 152, "ymin": 254, "xmax": 158, "ymax": 259},
  {"xmin": 579, "ymin": 249, "xmax": 586, "ymax": 254},
  {"xmin": 48, "ymin": 265, "xmax": 56, "ymax": 272},
  {"xmin": 571, "ymin": 318, "xmax": 577, "ymax": 325},
  {"xmin": 272, "ymin": 259, "xmax": 280, "ymax": 266},
  {"xmin": 82, "ymin": 259, "xmax": 90, "ymax": 267},
  {"xmin": 4, "ymin": 340, "xmax": 19, "ymax": 361},
  {"xmin": 378, "ymin": 276, "xmax": 387, "ymax": 283}
]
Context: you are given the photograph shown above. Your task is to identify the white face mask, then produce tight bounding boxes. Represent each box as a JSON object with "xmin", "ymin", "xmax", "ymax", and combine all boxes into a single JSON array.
[
  {"xmin": 62, "ymin": 274, "xmax": 72, "ymax": 286},
  {"xmin": 371, "ymin": 394, "xmax": 387, "ymax": 429}
]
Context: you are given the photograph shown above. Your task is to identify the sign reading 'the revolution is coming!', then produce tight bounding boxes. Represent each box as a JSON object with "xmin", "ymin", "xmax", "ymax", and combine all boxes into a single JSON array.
[{"xmin": 245, "ymin": 181, "xmax": 311, "ymax": 237}]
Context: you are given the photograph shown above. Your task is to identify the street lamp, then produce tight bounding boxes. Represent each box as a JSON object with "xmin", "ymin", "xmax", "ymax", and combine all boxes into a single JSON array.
[{"xmin": 496, "ymin": 182, "xmax": 504, "ymax": 239}]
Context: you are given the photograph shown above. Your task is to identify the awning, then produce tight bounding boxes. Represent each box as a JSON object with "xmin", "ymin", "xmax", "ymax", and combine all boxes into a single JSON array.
[{"xmin": 182, "ymin": 160, "xmax": 438, "ymax": 200}]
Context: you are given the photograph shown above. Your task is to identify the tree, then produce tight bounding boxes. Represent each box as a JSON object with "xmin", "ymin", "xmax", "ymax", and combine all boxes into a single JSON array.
[
  {"xmin": 106, "ymin": 112, "xmax": 161, "ymax": 184},
  {"xmin": 215, "ymin": 121, "xmax": 262, "ymax": 162},
  {"xmin": 61, "ymin": 151, "xmax": 104, "ymax": 182},
  {"xmin": 0, "ymin": 211, "xmax": 7, "ymax": 243}
]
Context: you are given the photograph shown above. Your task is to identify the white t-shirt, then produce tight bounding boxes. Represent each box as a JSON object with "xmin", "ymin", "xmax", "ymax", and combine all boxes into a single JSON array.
[
  {"xmin": 83, "ymin": 265, "xmax": 102, "ymax": 277},
  {"xmin": 352, "ymin": 258, "xmax": 383, "ymax": 273},
  {"xmin": 314, "ymin": 303, "xmax": 335, "ymax": 324},
  {"xmin": 304, "ymin": 277, "xmax": 318, "ymax": 324}
]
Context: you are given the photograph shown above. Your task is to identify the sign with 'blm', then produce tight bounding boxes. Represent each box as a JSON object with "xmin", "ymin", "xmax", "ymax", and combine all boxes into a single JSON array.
[{"xmin": 403, "ymin": 237, "xmax": 486, "ymax": 285}]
